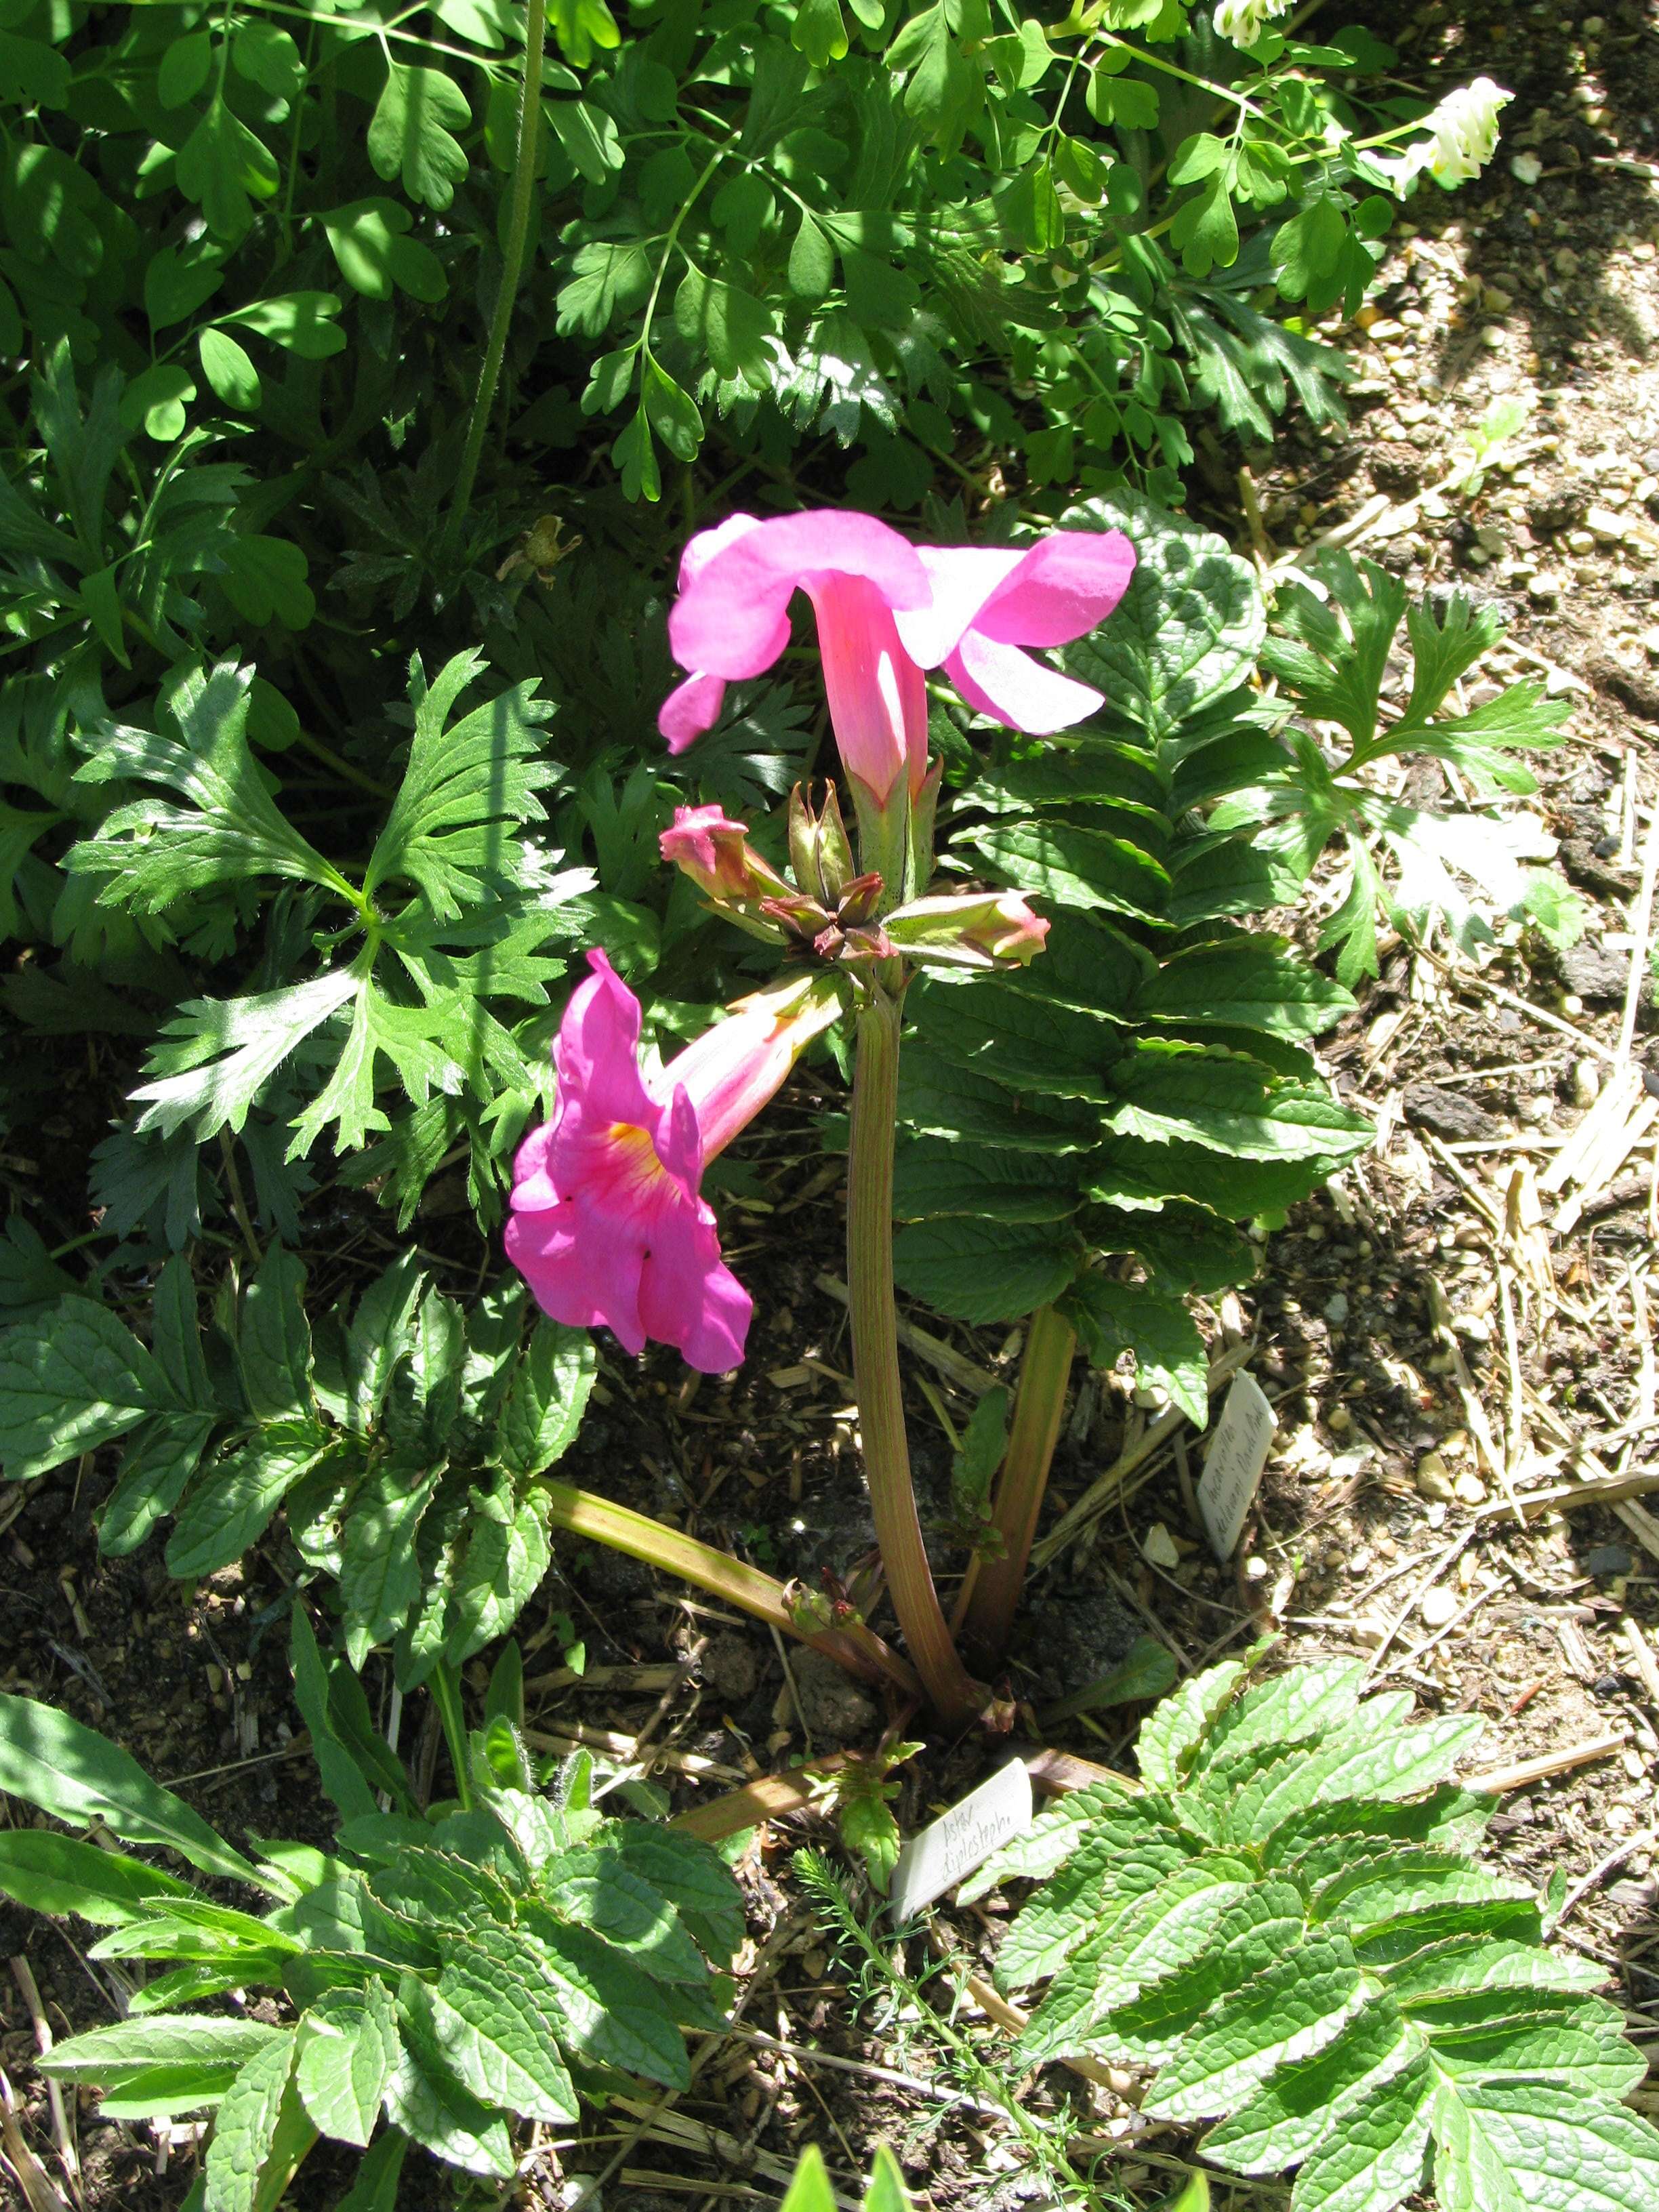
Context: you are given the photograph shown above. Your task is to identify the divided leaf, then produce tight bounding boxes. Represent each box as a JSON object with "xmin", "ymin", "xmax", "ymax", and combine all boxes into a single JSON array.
[{"xmin": 989, "ymin": 1662, "xmax": 1659, "ymax": 2212}]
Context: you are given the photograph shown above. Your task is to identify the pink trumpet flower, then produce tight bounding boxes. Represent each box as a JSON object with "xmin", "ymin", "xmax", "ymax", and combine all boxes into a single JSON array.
[
  {"xmin": 505, "ymin": 951, "xmax": 839, "ymax": 1374},
  {"xmin": 657, "ymin": 511, "xmax": 1136, "ymax": 797}
]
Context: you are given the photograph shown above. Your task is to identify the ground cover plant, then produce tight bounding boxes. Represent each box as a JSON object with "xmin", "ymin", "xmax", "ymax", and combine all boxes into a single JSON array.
[
  {"xmin": 3, "ymin": 1, "xmax": 1641, "ymax": 2206},
  {"xmin": 0, "ymin": 1622, "xmax": 745, "ymax": 2203}
]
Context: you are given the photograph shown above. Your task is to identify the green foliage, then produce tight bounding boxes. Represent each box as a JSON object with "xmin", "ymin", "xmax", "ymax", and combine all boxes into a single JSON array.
[
  {"xmin": 892, "ymin": 498, "xmax": 1369, "ymax": 1417},
  {"xmin": 60, "ymin": 647, "xmax": 594, "ymax": 1234},
  {"xmin": 0, "ymin": 1644, "xmax": 742, "ymax": 2204},
  {"xmin": 0, "ymin": 1254, "xmax": 594, "ymax": 1681},
  {"xmin": 1233, "ymin": 553, "xmax": 1577, "ymax": 983},
  {"xmin": 783, "ymin": 2143, "xmax": 916, "ymax": 2211},
  {"xmin": 979, "ymin": 1655, "xmax": 1659, "ymax": 2212}
]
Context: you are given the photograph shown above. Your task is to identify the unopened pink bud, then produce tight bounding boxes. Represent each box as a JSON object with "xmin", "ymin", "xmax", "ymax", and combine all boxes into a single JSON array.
[
  {"xmin": 884, "ymin": 890, "xmax": 1050, "ymax": 969},
  {"xmin": 659, "ymin": 804, "xmax": 790, "ymax": 906}
]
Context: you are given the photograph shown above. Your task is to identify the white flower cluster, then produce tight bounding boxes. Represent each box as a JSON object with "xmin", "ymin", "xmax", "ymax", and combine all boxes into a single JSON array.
[
  {"xmin": 1395, "ymin": 77, "xmax": 1515, "ymax": 189},
  {"xmin": 1212, "ymin": 0, "xmax": 1293, "ymax": 45}
]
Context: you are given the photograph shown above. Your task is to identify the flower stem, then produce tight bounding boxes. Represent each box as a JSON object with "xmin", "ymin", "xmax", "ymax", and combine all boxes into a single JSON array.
[
  {"xmin": 541, "ymin": 1481, "xmax": 920, "ymax": 1700},
  {"xmin": 443, "ymin": 0, "xmax": 546, "ymax": 559},
  {"xmin": 958, "ymin": 1304, "xmax": 1076, "ymax": 1678},
  {"xmin": 846, "ymin": 989, "xmax": 984, "ymax": 1730},
  {"xmin": 430, "ymin": 1660, "xmax": 474, "ymax": 1811}
]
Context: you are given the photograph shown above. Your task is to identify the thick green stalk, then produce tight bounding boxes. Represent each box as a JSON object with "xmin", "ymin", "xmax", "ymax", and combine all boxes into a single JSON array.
[
  {"xmin": 541, "ymin": 1481, "xmax": 920, "ymax": 1700},
  {"xmin": 959, "ymin": 1303, "xmax": 1076, "ymax": 1678},
  {"xmin": 443, "ymin": 0, "xmax": 546, "ymax": 557},
  {"xmin": 846, "ymin": 990, "xmax": 983, "ymax": 1729}
]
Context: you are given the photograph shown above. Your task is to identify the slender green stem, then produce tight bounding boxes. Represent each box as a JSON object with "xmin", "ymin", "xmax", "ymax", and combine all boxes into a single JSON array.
[
  {"xmin": 958, "ymin": 1304, "xmax": 1076, "ymax": 1679},
  {"xmin": 541, "ymin": 1481, "xmax": 921, "ymax": 1700},
  {"xmin": 846, "ymin": 990, "xmax": 983, "ymax": 1731},
  {"xmin": 430, "ymin": 1662, "xmax": 474, "ymax": 1811},
  {"xmin": 443, "ymin": 0, "xmax": 547, "ymax": 557},
  {"xmin": 636, "ymin": 140, "xmax": 729, "ymax": 361}
]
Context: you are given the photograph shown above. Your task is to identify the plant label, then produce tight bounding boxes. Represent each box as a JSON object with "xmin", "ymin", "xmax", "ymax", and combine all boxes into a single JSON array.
[
  {"xmin": 888, "ymin": 1758, "xmax": 1033, "ymax": 1922},
  {"xmin": 1197, "ymin": 1373, "xmax": 1276, "ymax": 1563}
]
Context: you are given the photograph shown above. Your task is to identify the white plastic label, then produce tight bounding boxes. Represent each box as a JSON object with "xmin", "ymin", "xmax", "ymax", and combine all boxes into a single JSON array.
[
  {"xmin": 1197, "ymin": 1372, "xmax": 1277, "ymax": 1563},
  {"xmin": 888, "ymin": 1759, "xmax": 1033, "ymax": 1923}
]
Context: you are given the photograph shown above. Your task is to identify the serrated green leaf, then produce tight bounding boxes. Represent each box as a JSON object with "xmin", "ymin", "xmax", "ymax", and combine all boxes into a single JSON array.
[
  {"xmin": 1087, "ymin": 1879, "xmax": 1309, "ymax": 2066},
  {"xmin": 1132, "ymin": 937, "xmax": 1354, "ymax": 1040},
  {"xmin": 340, "ymin": 1460, "xmax": 441, "ymax": 1666},
  {"xmin": 1432, "ymin": 2083, "xmax": 1659, "ymax": 2212},
  {"xmin": 364, "ymin": 649, "xmax": 554, "ymax": 920},
  {"xmin": 893, "ymin": 1214, "xmax": 1079, "ymax": 1324},
  {"xmin": 1020, "ymin": 1856, "xmax": 1258, "ymax": 2062},
  {"xmin": 536, "ymin": 1845, "xmax": 708, "ymax": 1982},
  {"xmin": 1062, "ymin": 494, "xmax": 1265, "ymax": 739},
  {"xmin": 1061, "ymin": 1275, "xmax": 1208, "ymax": 1427},
  {"xmin": 600, "ymin": 1828, "xmax": 744, "ymax": 1967},
  {"xmin": 1105, "ymin": 1044, "xmax": 1372, "ymax": 1163},
  {"xmin": 1206, "ymin": 1999, "xmax": 1423, "ymax": 2178},
  {"xmin": 1147, "ymin": 1933, "xmax": 1366, "ymax": 2121},
  {"xmin": 495, "ymin": 1322, "xmax": 595, "ymax": 1477},
  {"xmin": 1288, "ymin": 2052, "xmax": 1434, "ymax": 2212},
  {"xmin": 1381, "ymin": 1934, "xmax": 1604, "ymax": 2009},
  {"xmin": 203, "ymin": 2031, "xmax": 312, "ymax": 2212},
  {"xmin": 1229, "ymin": 1715, "xmax": 1488, "ymax": 1847},
  {"xmin": 893, "ymin": 1137, "xmax": 1077, "ymax": 1225},
  {"xmin": 384, "ymin": 1991, "xmax": 515, "ymax": 2176},
  {"xmin": 519, "ymin": 1911, "xmax": 691, "ymax": 2086},
  {"xmin": 1136, "ymin": 1656, "xmax": 1256, "ymax": 1790},
  {"xmin": 0, "ymin": 1296, "xmax": 184, "ymax": 1480},
  {"xmin": 960, "ymin": 817, "xmax": 1168, "ymax": 921},
  {"xmin": 442, "ymin": 1473, "xmax": 552, "ymax": 1664},
  {"xmin": 897, "ymin": 1044, "xmax": 1096, "ymax": 1154},
  {"xmin": 165, "ymin": 1420, "xmax": 331, "ymax": 1580},
  {"xmin": 428, "ymin": 1925, "xmax": 579, "ymax": 2124}
]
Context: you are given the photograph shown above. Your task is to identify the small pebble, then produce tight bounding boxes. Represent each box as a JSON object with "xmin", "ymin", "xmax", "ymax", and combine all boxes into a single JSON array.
[
  {"xmin": 1143, "ymin": 1523, "xmax": 1181, "ymax": 1572},
  {"xmin": 1453, "ymin": 1471, "xmax": 1488, "ymax": 1507},
  {"xmin": 1571, "ymin": 1059, "xmax": 1601, "ymax": 1107},
  {"xmin": 1416, "ymin": 1451, "xmax": 1457, "ymax": 1502},
  {"xmin": 1420, "ymin": 1587, "xmax": 1460, "ymax": 1630},
  {"xmin": 1324, "ymin": 1292, "xmax": 1350, "ymax": 1325}
]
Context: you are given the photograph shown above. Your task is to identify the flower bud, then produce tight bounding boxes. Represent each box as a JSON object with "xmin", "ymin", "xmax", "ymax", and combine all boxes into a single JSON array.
[
  {"xmin": 884, "ymin": 890, "xmax": 1050, "ymax": 970},
  {"xmin": 660, "ymin": 804, "xmax": 791, "ymax": 907},
  {"xmin": 787, "ymin": 783, "xmax": 856, "ymax": 908}
]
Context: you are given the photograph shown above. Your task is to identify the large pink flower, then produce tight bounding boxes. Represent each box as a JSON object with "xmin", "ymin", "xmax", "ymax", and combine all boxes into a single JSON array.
[
  {"xmin": 657, "ymin": 511, "xmax": 1136, "ymax": 797},
  {"xmin": 505, "ymin": 951, "xmax": 838, "ymax": 1373}
]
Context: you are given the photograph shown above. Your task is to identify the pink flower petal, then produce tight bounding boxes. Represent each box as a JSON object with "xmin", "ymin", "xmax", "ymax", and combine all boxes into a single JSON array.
[
  {"xmin": 659, "ymin": 673, "xmax": 729, "ymax": 752},
  {"xmin": 804, "ymin": 572, "xmax": 929, "ymax": 804},
  {"xmin": 893, "ymin": 546, "xmax": 1027, "ymax": 668},
  {"xmin": 554, "ymin": 951, "xmax": 657, "ymax": 1130},
  {"xmin": 972, "ymin": 529, "xmax": 1136, "ymax": 648},
  {"xmin": 638, "ymin": 1200, "xmax": 752, "ymax": 1373},
  {"xmin": 508, "ymin": 1122, "xmax": 559, "ymax": 1212},
  {"xmin": 666, "ymin": 510, "xmax": 928, "ymax": 680},
  {"xmin": 945, "ymin": 630, "xmax": 1106, "ymax": 734}
]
